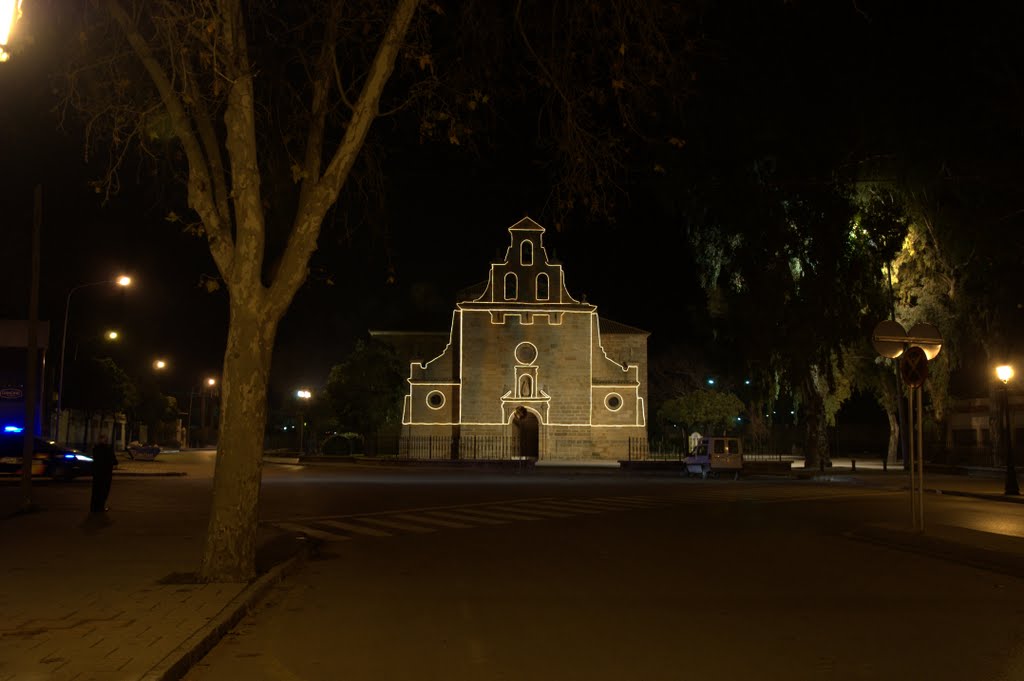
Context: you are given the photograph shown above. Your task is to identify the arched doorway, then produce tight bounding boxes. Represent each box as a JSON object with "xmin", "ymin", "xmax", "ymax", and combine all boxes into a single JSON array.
[{"xmin": 513, "ymin": 407, "xmax": 540, "ymax": 459}]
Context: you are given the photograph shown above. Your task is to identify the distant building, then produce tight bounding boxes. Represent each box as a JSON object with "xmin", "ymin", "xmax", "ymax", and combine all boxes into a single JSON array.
[
  {"xmin": 0, "ymin": 320, "xmax": 50, "ymax": 436},
  {"xmin": 383, "ymin": 217, "xmax": 648, "ymax": 461}
]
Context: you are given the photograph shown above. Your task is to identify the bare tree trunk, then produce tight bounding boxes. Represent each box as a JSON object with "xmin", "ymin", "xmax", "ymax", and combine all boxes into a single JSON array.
[
  {"xmin": 801, "ymin": 375, "xmax": 830, "ymax": 470},
  {"xmin": 200, "ymin": 303, "xmax": 277, "ymax": 582},
  {"xmin": 886, "ymin": 408, "xmax": 900, "ymax": 463}
]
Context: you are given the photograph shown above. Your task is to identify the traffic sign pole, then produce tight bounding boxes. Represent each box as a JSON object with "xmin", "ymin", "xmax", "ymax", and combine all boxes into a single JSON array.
[
  {"xmin": 913, "ymin": 385, "xmax": 921, "ymax": 528},
  {"xmin": 872, "ymin": 320, "xmax": 941, "ymax": 533},
  {"xmin": 918, "ymin": 386, "xmax": 925, "ymax": 530}
]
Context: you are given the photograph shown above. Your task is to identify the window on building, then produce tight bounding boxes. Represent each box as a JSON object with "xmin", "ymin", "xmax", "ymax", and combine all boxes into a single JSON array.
[
  {"xmin": 536, "ymin": 273, "xmax": 549, "ymax": 301},
  {"xmin": 521, "ymin": 240, "xmax": 533, "ymax": 266},
  {"xmin": 504, "ymin": 272, "xmax": 518, "ymax": 300},
  {"xmin": 426, "ymin": 391, "xmax": 445, "ymax": 410}
]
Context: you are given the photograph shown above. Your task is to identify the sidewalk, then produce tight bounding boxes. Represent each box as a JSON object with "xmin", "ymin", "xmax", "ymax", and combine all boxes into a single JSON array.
[
  {"xmin": 0, "ymin": 470, "xmax": 306, "ymax": 681},
  {"xmin": 800, "ymin": 459, "xmax": 1024, "ymax": 576}
]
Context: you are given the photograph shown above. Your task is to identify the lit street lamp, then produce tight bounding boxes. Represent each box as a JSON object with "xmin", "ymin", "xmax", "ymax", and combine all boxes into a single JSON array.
[
  {"xmin": 153, "ymin": 359, "xmax": 167, "ymax": 370},
  {"xmin": 0, "ymin": 0, "xmax": 22, "ymax": 62},
  {"xmin": 56, "ymin": 276, "xmax": 132, "ymax": 442},
  {"xmin": 296, "ymin": 389, "xmax": 311, "ymax": 454},
  {"xmin": 186, "ymin": 377, "xmax": 218, "ymax": 448},
  {"xmin": 996, "ymin": 364, "xmax": 1018, "ymax": 496}
]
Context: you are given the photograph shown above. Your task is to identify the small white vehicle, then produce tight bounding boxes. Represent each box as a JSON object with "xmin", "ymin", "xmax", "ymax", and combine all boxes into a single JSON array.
[{"xmin": 684, "ymin": 436, "xmax": 743, "ymax": 479}]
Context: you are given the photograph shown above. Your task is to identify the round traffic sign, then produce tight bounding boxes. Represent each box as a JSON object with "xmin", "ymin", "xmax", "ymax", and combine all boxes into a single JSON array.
[
  {"xmin": 899, "ymin": 346, "xmax": 929, "ymax": 388},
  {"xmin": 872, "ymin": 320, "xmax": 907, "ymax": 359},
  {"xmin": 907, "ymin": 321, "xmax": 943, "ymax": 360}
]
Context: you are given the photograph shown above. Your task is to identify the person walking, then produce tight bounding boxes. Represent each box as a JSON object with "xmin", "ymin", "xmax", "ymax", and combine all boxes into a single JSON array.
[{"xmin": 90, "ymin": 433, "xmax": 117, "ymax": 513}]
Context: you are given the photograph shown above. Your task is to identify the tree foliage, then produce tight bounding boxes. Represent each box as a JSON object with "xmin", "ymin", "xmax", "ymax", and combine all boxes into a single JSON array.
[
  {"xmin": 325, "ymin": 339, "xmax": 405, "ymax": 435},
  {"xmin": 657, "ymin": 389, "xmax": 744, "ymax": 437}
]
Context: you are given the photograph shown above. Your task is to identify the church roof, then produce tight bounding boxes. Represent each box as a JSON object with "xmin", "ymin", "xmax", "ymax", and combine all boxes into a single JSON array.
[{"xmin": 598, "ymin": 317, "xmax": 650, "ymax": 336}]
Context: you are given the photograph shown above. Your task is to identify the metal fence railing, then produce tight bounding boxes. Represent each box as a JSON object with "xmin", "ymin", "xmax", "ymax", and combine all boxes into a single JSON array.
[
  {"xmin": 627, "ymin": 438, "xmax": 785, "ymax": 463},
  {"xmin": 626, "ymin": 438, "xmax": 685, "ymax": 462},
  {"xmin": 397, "ymin": 435, "xmax": 530, "ymax": 461}
]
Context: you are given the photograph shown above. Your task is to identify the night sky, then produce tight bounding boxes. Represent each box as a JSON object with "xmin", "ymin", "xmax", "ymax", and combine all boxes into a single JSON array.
[{"xmin": 1, "ymin": 1, "xmax": 1020, "ymax": 411}]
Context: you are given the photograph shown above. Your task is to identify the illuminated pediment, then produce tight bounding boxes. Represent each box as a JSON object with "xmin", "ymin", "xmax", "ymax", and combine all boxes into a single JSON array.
[{"xmin": 461, "ymin": 217, "xmax": 590, "ymax": 310}]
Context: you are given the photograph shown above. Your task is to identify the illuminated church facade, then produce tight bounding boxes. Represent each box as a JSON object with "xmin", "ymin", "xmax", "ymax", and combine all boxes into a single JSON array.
[{"xmin": 399, "ymin": 217, "xmax": 648, "ymax": 461}]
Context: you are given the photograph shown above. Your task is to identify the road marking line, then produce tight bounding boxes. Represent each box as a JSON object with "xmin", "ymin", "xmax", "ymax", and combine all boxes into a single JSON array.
[
  {"xmin": 277, "ymin": 522, "xmax": 350, "ymax": 542},
  {"xmin": 610, "ymin": 495, "xmax": 665, "ymax": 502},
  {"xmin": 495, "ymin": 504, "xmax": 574, "ymax": 518},
  {"xmin": 453, "ymin": 507, "xmax": 546, "ymax": 521},
  {"xmin": 318, "ymin": 519, "xmax": 392, "ymax": 537},
  {"xmin": 392, "ymin": 513, "xmax": 474, "ymax": 529},
  {"xmin": 359, "ymin": 517, "xmax": 437, "ymax": 533},
  {"xmin": 569, "ymin": 498, "xmax": 659, "ymax": 510},
  {"xmin": 425, "ymin": 509, "xmax": 509, "ymax": 525},
  {"xmin": 527, "ymin": 501, "xmax": 602, "ymax": 514}
]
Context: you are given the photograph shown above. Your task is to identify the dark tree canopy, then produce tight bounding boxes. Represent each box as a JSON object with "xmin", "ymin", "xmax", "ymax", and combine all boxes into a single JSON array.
[{"xmin": 325, "ymin": 339, "xmax": 404, "ymax": 436}]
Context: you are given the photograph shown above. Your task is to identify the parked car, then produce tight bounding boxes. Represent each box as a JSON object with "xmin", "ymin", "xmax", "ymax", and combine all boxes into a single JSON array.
[
  {"xmin": 0, "ymin": 433, "xmax": 95, "ymax": 480},
  {"xmin": 126, "ymin": 441, "xmax": 161, "ymax": 460},
  {"xmin": 684, "ymin": 436, "xmax": 743, "ymax": 479}
]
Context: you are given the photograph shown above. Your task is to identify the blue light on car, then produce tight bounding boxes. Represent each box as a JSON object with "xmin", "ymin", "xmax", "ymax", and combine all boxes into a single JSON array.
[
  {"xmin": 4, "ymin": 425, "xmax": 23, "ymax": 433},
  {"xmin": 64, "ymin": 454, "xmax": 76, "ymax": 459}
]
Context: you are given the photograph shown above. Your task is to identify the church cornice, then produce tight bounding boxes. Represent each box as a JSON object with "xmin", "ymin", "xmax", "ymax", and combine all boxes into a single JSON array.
[{"xmin": 457, "ymin": 301, "xmax": 596, "ymax": 312}]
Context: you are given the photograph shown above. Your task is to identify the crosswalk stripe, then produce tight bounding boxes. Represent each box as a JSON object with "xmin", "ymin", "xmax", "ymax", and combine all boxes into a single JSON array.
[
  {"xmin": 452, "ymin": 507, "xmax": 546, "ymax": 521},
  {"xmin": 426, "ymin": 509, "xmax": 509, "ymax": 525},
  {"xmin": 494, "ymin": 504, "xmax": 574, "ymax": 518},
  {"xmin": 359, "ymin": 517, "xmax": 438, "ymax": 533},
  {"xmin": 277, "ymin": 522, "xmax": 350, "ymax": 542},
  {"xmin": 319, "ymin": 519, "xmax": 392, "ymax": 537},
  {"xmin": 602, "ymin": 497, "xmax": 664, "ymax": 507},
  {"xmin": 270, "ymin": 489, "xmax": 888, "ymax": 544},
  {"xmin": 567, "ymin": 498, "xmax": 657, "ymax": 511},
  {"xmin": 528, "ymin": 500, "xmax": 603, "ymax": 514},
  {"xmin": 392, "ymin": 513, "xmax": 474, "ymax": 529}
]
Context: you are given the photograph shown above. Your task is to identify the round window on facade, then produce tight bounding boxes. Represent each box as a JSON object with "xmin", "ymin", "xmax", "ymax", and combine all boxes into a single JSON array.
[
  {"xmin": 426, "ymin": 390, "xmax": 445, "ymax": 410},
  {"xmin": 605, "ymin": 392, "xmax": 623, "ymax": 412},
  {"xmin": 514, "ymin": 341, "xmax": 538, "ymax": 365}
]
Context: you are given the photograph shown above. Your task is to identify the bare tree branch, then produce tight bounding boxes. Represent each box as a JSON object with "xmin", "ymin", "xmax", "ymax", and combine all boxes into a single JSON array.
[
  {"xmin": 102, "ymin": 0, "xmax": 235, "ymax": 274},
  {"xmin": 269, "ymin": 0, "xmax": 421, "ymax": 318}
]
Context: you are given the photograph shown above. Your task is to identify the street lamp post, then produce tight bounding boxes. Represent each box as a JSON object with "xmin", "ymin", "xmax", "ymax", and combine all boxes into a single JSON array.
[
  {"xmin": 296, "ymin": 389, "xmax": 311, "ymax": 454},
  {"xmin": 56, "ymin": 276, "xmax": 132, "ymax": 442},
  {"xmin": 186, "ymin": 377, "xmax": 217, "ymax": 448},
  {"xmin": 997, "ymin": 365, "xmax": 1018, "ymax": 496}
]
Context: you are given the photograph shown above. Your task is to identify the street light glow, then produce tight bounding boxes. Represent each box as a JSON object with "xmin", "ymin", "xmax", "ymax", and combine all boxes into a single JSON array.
[
  {"xmin": 154, "ymin": 359, "xmax": 167, "ymax": 370},
  {"xmin": 296, "ymin": 389, "xmax": 311, "ymax": 399},
  {"xmin": 207, "ymin": 377, "xmax": 216, "ymax": 386},
  {"xmin": 57, "ymin": 276, "xmax": 136, "ymax": 441},
  {"xmin": 0, "ymin": 0, "xmax": 22, "ymax": 62},
  {"xmin": 106, "ymin": 330, "xmax": 119, "ymax": 340},
  {"xmin": 997, "ymin": 365, "xmax": 1014, "ymax": 384}
]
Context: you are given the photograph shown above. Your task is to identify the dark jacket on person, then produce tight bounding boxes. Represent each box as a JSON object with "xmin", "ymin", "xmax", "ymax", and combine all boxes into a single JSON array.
[{"xmin": 91, "ymin": 442, "xmax": 117, "ymax": 472}]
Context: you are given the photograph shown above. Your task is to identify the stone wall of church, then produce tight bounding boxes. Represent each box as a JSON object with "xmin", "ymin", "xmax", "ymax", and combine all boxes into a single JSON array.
[
  {"xmin": 591, "ymin": 425, "xmax": 647, "ymax": 460},
  {"xmin": 596, "ymin": 333, "xmax": 649, "ymax": 408},
  {"xmin": 458, "ymin": 309, "xmax": 594, "ymax": 427}
]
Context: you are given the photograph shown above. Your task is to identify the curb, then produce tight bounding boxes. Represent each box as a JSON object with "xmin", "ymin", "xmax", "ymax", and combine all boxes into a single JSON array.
[
  {"xmin": 845, "ymin": 524, "xmax": 1024, "ymax": 579},
  {"xmin": 141, "ymin": 540, "xmax": 311, "ymax": 681},
  {"xmin": 920, "ymin": 487, "xmax": 1024, "ymax": 504}
]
